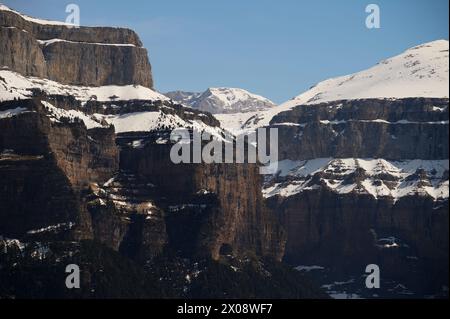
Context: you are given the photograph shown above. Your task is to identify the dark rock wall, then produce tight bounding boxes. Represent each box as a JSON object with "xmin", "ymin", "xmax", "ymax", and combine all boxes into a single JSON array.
[
  {"xmin": 272, "ymin": 98, "xmax": 449, "ymax": 161},
  {"xmin": 0, "ymin": 100, "xmax": 118, "ymax": 240},
  {"xmin": 267, "ymin": 190, "xmax": 448, "ymax": 266},
  {"xmin": 1, "ymin": 99, "xmax": 285, "ymax": 264},
  {"xmin": 266, "ymin": 97, "xmax": 449, "ymax": 290},
  {"xmin": 194, "ymin": 163, "xmax": 285, "ymax": 261},
  {"xmin": 119, "ymin": 140, "xmax": 286, "ymax": 261},
  {"xmin": 0, "ymin": 151, "xmax": 80, "ymax": 238}
]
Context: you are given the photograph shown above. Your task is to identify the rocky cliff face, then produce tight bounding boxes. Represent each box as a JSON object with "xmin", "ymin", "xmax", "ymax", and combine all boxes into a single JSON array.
[
  {"xmin": 239, "ymin": 40, "xmax": 449, "ymax": 297},
  {"xmin": 0, "ymin": 99, "xmax": 117, "ymax": 239},
  {"xmin": 271, "ymin": 98, "xmax": 448, "ymax": 161},
  {"xmin": 266, "ymin": 188, "xmax": 448, "ymax": 296},
  {"xmin": 262, "ymin": 97, "xmax": 449, "ymax": 296},
  {"xmin": 0, "ymin": 88, "xmax": 298, "ymax": 297},
  {"xmin": 0, "ymin": 6, "xmax": 153, "ymax": 88},
  {"xmin": 267, "ymin": 189, "xmax": 449, "ymax": 264},
  {"xmin": 0, "ymin": 26, "xmax": 47, "ymax": 77},
  {"xmin": 0, "ymin": 5, "xmax": 142, "ymax": 45},
  {"xmin": 118, "ymin": 137, "xmax": 285, "ymax": 261},
  {"xmin": 0, "ymin": 93, "xmax": 285, "ymax": 259},
  {"xmin": 41, "ymin": 41, "xmax": 153, "ymax": 88}
]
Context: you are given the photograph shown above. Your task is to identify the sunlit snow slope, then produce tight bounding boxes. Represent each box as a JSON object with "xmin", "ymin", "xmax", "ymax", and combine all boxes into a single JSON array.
[{"xmin": 239, "ymin": 40, "xmax": 449, "ymax": 131}]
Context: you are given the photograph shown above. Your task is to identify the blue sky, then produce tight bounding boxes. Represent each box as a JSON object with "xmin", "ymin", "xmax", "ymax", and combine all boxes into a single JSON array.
[{"xmin": 3, "ymin": 0, "xmax": 449, "ymax": 103}]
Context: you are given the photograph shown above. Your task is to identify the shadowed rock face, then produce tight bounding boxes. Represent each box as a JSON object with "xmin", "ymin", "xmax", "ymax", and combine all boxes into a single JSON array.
[
  {"xmin": 0, "ymin": 9, "xmax": 153, "ymax": 88},
  {"xmin": 0, "ymin": 100, "xmax": 119, "ymax": 190},
  {"xmin": 267, "ymin": 190, "xmax": 448, "ymax": 265},
  {"xmin": 0, "ymin": 99, "xmax": 118, "ymax": 239},
  {"xmin": 118, "ymin": 134, "xmax": 286, "ymax": 261},
  {"xmin": 263, "ymin": 97, "xmax": 449, "ymax": 295},
  {"xmin": 266, "ymin": 189, "xmax": 449, "ymax": 295},
  {"xmin": 271, "ymin": 98, "xmax": 449, "ymax": 161},
  {"xmin": 0, "ymin": 98, "xmax": 285, "ymax": 263}
]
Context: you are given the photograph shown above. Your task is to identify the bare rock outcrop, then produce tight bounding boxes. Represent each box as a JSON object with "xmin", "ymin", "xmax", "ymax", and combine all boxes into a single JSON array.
[
  {"xmin": 263, "ymin": 97, "xmax": 449, "ymax": 295},
  {"xmin": 118, "ymin": 133, "xmax": 286, "ymax": 261},
  {"xmin": 0, "ymin": 8, "xmax": 142, "ymax": 45},
  {"xmin": 0, "ymin": 99, "xmax": 118, "ymax": 238},
  {"xmin": 0, "ymin": 8, "xmax": 153, "ymax": 88},
  {"xmin": 271, "ymin": 98, "xmax": 449, "ymax": 161}
]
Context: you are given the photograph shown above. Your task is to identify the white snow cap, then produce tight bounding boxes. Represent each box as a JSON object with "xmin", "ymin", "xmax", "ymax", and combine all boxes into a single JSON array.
[
  {"xmin": 240, "ymin": 40, "xmax": 449, "ymax": 130},
  {"xmin": 288, "ymin": 39, "xmax": 449, "ymax": 106},
  {"xmin": 167, "ymin": 87, "xmax": 276, "ymax": 115},
  {"xmin": 205, "ymin": 87, "xmax": 274, "ymax": 108}
]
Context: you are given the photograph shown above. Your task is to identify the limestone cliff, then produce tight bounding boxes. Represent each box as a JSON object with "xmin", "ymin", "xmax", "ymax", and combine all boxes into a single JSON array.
[
  {"xmin": 271, "ymin": 98, "xmax": 449, "ymax": 161},
  {"xmin": 0, "ymin": 6, "xmax": 153, "ymax": 88},
  {"xmin": 0, "ymin": 99, "xmax": 118, "ymax": 239},
  {"xmin": 263, "ymin": 97, "xmax": 449, "ymax": 296},
  {"xmin": 119, "ymin": 137, "xmax": 285, "ymax": 261},
  {"xmin": 0, "ymin": 96, "xmax": 286, "ymax": 263}
]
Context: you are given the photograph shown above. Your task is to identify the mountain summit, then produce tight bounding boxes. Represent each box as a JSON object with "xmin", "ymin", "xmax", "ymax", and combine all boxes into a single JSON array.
[
  {"xmin": 221, "ymin": 40, "xmax": 449, "ymax": 132},
  {"xmin": 165, "ymin": 87, "xmax": 276, "ymax": 114},
  {"xmin": 286, "ymin": 39, "xmax": 449, "ymax": 106}
]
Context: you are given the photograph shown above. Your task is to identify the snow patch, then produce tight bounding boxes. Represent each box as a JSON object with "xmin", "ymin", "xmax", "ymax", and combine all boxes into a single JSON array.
[
  {"xmin": 0, "ymin": 106, "xmax": 31, "ymax": 119},
  {"xmin": 42, "ymin": 101, "xmax": 104, "ymax": 129},
  {"xmin": 295, "ymin": 265, "xmax": 325, "ymax": 272},
  {"xmin": 0, "ymin": 70, "xmax": 168, "ymax": 103},
  {"xmin": 37, "ymin": 39, "xmax": 136, "ymax": 47},
  {"xmin": 263, "ymin": 158, "xmax": 449, "ymax": 200}
]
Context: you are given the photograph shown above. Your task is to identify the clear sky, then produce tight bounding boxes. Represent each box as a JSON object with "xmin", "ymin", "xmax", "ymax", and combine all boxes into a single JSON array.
[{"xmin": 2, "ymin": 0, "xmax": 449, "ymax": 103}]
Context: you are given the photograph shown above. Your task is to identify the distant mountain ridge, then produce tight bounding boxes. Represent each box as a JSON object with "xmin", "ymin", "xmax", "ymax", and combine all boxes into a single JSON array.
[
  {"xmin": 165, "ymin": 87, "xmax": 276, "ymax": 114},
  {"xmin": 216, "ymin": 39, "xmax": 449, "ymax": 133}
]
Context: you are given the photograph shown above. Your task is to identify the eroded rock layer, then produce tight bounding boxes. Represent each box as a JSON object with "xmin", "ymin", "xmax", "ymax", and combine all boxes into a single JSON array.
[
  {"xmin": 0, "ymin": 8, "xmax": 153, "ymax": 88},
  {"xmin": 0, "ymin": 97, "xmax": 285, "ymax": 263},
  {"xmin": 263, "ymin": 98, "xmax": 449, "ymax": 295}
]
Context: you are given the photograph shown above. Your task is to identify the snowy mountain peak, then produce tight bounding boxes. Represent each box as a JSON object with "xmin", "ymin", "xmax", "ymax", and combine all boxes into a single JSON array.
[
  {"xmin": 288, "ymin": 39, "xmax": 449, "ymax": 107},
  {"xmin": 234, "ymin": 39, "xmax": 449, "ymax": 131},
  {"xmin": 165, "ymin": 87, "xmax": 276, "ymax": 114}
]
